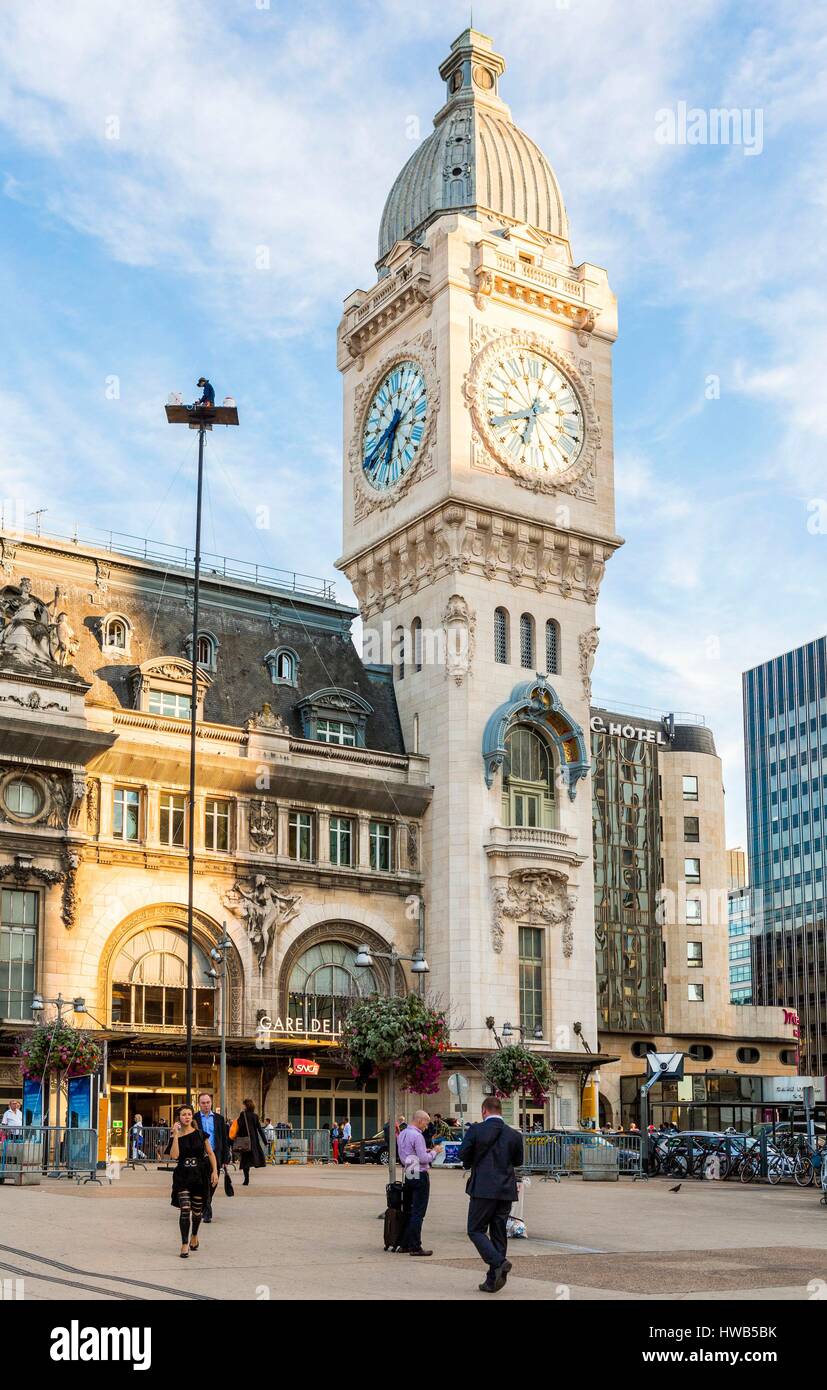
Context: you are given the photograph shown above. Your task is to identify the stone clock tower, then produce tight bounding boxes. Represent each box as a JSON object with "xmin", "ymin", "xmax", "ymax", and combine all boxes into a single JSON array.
[{"xmin": 337, "ymin": 29, "xmax": 620, "ymax": 1123}]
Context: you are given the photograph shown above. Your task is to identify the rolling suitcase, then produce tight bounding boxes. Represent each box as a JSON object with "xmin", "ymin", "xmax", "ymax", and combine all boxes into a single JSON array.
[{"xmin": 383, "ymin": 1180, "xmax": 405, "ymax": 1250}]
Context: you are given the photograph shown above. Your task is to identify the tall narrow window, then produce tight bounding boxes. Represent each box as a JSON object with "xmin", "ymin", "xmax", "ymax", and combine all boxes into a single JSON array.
[
  {"xmin": 520, "ymin": 614, "xmax": 534, "ymax": 669},
  {"xmin": 160, "ymin": 793, "xmax": 187, "ymax": 847},
  {"xmin": 205, "ymin": 798, "xmax": 230, "ymax": 852},
  {"xmin": 494, "ymin": 608, "xmax": 509, "ymax": 664},
  {"xmin": 0, "ymin": 888, "xmax": 38, "ymax": 1020},
  {"xmin": 329, "ymin": 816, "xmax": 353, "ymax": 867},
  {"xmin": 545, "ymin": 619, "xmax": 560, "ymax": 675},
  {"xmin": 519, "ymin": 926, "xmax": 544, "ymax": 1037},
  {"xmin": 412, "ymin": 618, "xmax": 422, "ymax": 672},
  {"xmin": 113, "ymin": 787, "xmax": 141, "ymax": 842},
  {"xmin": 395, "ymin": 627, "xmax": 405, "ymax": 681},
  {"xmin": 369, "ymin": 821, "xmax": 393, "ymax": 871},
  {"xmin": 289, "ymin": 811, "xmax": 314, "ymax": 862}
]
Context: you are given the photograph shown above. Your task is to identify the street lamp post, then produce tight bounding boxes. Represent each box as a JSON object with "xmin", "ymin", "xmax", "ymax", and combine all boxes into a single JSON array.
[
  {"xmin": 31, "ymin": 993, "xmax": 86, "ymax": 1130},
  {"xmin": 207, "ymin": 926, "xmax": 232, "ymax": 1116},
  {"xmin": 165, "ymin": 385, "xmax": 238, "ymax": 1103},
  {"xmin": 489, "ymin": 1019, "xmax": 543, "ymax": 1130},
  {"xmin": 353, "ymin": 944, "xmax": 429, "ymax": 1185}
]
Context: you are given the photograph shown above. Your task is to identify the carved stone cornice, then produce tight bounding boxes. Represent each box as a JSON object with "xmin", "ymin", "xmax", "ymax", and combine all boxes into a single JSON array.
[
  {"xmin": 472, "ymin": 238, "xmax": 614, "ymax": 347},
  {"xmin": 340, "ymin": 501, "xmax": 622, "ymax": 619}
]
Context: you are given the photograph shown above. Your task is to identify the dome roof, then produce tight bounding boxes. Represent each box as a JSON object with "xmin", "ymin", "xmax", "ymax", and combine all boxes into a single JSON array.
[{"xmin": 378, "ymin": 29, "xmax": 568, "ymax": 263}]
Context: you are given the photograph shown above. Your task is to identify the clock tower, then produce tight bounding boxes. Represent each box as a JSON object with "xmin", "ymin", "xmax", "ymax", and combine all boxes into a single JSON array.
[{"xmin": 337, "ymin": 28, "xmax": 621, "ymax": 1123}]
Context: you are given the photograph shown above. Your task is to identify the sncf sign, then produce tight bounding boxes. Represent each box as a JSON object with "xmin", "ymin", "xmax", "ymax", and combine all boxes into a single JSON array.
[{"xmin": 291, "ymin": 1058, "xmax": 320, "ymax": 1077}]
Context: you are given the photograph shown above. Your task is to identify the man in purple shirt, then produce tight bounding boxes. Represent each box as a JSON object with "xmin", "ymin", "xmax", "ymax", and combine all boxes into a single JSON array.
[{"xmin": 397, "ymin": 1110, "xmax": 443, "ymax": 1256}]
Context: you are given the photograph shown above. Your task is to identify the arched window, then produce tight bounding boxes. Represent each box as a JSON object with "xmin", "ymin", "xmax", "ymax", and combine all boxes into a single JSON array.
[
  {"xmin": 519, "ymin": 614, "xmax": 534, "ymax": 669},
  {"xmin": 110, "ymin": 928, "xmax": 216, "ymax": 1030},
  {"xmin": 287, "ymin": 939, "xmax": 378, "ymax": 1034},
  {"xmin": 264, "ymin": 647, "xmax": 298, "ymax": 687},
  {"xmin": 101, "ymin": 613, "xmax": 132, "ymax": 657},
  {"xmin": 502, "ymin": 725, "xmax": 556, "ymax": 829},
  {"xmin": 494, "ymin": 608, "xmax": 509, "ymax": 664},
  {"xmin": 412, "ymin": 617, "xmax": 422, "ymax": 672},
  {"xmin": 545, "ymin": 619, "xmax": 560, "ymax": 675},
  {"xmin": 195, "ymin": 632, "xmax": 218, "ymax": 671}
]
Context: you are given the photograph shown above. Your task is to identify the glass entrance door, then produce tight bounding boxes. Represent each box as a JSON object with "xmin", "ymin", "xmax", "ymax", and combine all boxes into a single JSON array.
[{"xmin": 286, "ymin": 1074, "xmax": 379, "ymax": 1137}]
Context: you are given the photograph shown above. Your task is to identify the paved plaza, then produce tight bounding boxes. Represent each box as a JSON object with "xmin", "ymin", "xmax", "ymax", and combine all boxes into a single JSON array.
[{"xmin": 2, "ymin": 1163, "xmax": 826, "ymax": 1302}]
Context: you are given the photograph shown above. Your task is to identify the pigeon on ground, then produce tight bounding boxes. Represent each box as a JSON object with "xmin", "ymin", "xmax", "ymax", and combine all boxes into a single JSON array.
[{"xmin": 669, "ymin": 1183, "xmax": 682, "ymax": 1193}]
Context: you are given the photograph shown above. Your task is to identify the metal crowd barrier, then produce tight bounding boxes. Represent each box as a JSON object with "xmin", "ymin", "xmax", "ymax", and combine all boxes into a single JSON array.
[
  {"xmin": 522, "ymin": 1129, "xmax": 643, "ymax": 1179},
  {"xmin": 268, "ymin": 1128, "xmax": 331, "ymax": 1165},
  {"xmin": 116, "ymin": 1126, "xmax": 173, "ymax": 1166},
  {"xmin": 0, "ymin": 1126, "xmax": 99, "ymax": 1184}
]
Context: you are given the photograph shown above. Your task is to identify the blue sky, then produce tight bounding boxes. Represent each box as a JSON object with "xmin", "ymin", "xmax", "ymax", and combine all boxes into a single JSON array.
[{"xmin": 1, "ymin": 0, "xmax": 826, "ymax": 847}]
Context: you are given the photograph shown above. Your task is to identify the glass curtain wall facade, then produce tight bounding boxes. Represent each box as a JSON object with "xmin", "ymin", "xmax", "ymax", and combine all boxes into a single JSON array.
[
  {"xmin": 744, "ymin": 636, "xmax": 827, "ymax": 1072},
  {"xmin": 592, "ymin": 726, "xmax": 664, "ymax": 1032},
  {"xmin": 728, "ymin": 886, "xmax": 753, "ymax": 1003}
]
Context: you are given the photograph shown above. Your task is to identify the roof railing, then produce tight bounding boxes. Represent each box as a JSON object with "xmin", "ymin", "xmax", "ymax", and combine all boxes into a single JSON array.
[
  {"xmin": 592, "ymin": 697, "xmax": 707, "ymax": 728},
  {"xmin": 0, "ymin": 520, "xmax": 336, "ymax": 601}
]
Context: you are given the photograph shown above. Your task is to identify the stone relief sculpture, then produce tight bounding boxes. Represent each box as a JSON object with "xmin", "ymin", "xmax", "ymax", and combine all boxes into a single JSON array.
[
  {"xmin": 491, "ymin": 868, "xmax": 575, "ymax": 957},
  {"xmin": 0, "ymin": 579, "xmax": 82, "ymax": 671},
  {"xmin": 245, "ymin": 703, "xmax": 288, "ymax": 733},
  {"xmin": 86, "ymin": 779, "xmax": 101, "ymax": 835},
  {"xmin": 442, "ymin": 593, "xmax": 476, "ymax": 686},
  {"xmin": 578, "ymin": 625, "xmax": 600, "ymax": 700},
  {"xmin": 224, "ymin": 876, "xmax": 301, "ymax": 971},
  {"xmin": 249, "ymin": 799, "xmax": 276, "ymax": 852}
]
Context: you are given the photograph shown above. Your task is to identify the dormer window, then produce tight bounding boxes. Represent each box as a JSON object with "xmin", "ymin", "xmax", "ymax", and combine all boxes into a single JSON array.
[
  {"xmin": 264, "ymin": 647, "xmax": 299, "ymax": 688},
  {"xmin": 101, "ymin": 613, "xmax": 132, "ymax": 658},
  {"xmin": 131, "ymin": 657, "xmax": 211, "ymax": 720},
  {"xmin": 296, "ymin": 687, "xmax": 374, "ymax": 748},
  {"xmin": 184, "ymin": 631, "xmax": 218, "ymax": 672}
]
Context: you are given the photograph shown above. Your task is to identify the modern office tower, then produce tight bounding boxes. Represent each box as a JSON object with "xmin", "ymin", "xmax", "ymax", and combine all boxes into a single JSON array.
[
  {"xmin": 592, "ymin": 707, "xmax": 796, "ymax": 1128},
  {"xmin": 744, "ymin": 637, "xmax": 827, "ymax": 1072}
]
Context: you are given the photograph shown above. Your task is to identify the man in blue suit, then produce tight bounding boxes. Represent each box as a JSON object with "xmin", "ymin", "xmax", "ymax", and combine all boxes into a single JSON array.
[{"xmin": 458, "ymin": 1096, "xmax": 524, "ymax": 1293}]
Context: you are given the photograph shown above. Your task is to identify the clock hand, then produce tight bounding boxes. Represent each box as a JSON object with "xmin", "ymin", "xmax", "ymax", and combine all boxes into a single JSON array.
[
  {"xmin": 490, "ymin": 408, "xmax": 532, "ymax": 426},
  {"xmin": 364, "ymin": 411, "xmax": 401, "ymax": 471}
]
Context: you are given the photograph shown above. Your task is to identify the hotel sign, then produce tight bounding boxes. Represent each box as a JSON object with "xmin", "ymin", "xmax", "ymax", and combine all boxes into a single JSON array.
[{"xmin": 590, "ymin": 715, "xmax": 672, "ymax": 746}]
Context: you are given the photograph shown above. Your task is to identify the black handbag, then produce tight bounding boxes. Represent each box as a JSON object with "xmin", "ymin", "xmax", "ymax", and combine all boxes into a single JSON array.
[
  {"xmin": 223, "ymin": 1167, "xmax": 235, "ymax": 1197},
  {"xmin": 233, "ymin": 1114, "xmax": 252, "ymax": 1153}
]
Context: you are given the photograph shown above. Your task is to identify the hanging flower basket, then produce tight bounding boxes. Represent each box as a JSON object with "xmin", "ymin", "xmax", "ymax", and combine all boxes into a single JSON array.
[
  {"xmin": 14, "ymin": 1020, "xmax": 102, "ymax": 1082},
  {"xmin": 340, "ymin": 994, "xmax": 450, "ymax": 1095},
  {"xmin": 484, "ymin": 1045, "xmax": 554, "ymax": 1104}
]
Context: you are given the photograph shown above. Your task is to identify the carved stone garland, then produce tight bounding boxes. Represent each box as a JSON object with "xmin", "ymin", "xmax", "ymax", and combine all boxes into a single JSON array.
[{"xmin": 491, "ymin": 868, "xmax": 576, "ymax": 957}]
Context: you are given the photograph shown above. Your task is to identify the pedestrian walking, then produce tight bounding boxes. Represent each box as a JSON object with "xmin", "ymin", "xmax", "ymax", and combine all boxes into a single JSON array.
[
  {"xmin": 397, "ymin": 1110, "xmax": 443, "ymax": 1256},
  {"xmin": 194, "ymin": 1092, "xmax": 232, "ymax": 1221},
  {"xmin": 331, "ymin": 1119, "xmax": 341, "ymax": 1163},
  {"xmin": 169, "ymin": 1105, "xmax": 218, "ymax": 1257},
  {"xmin": 129, "ymin": 1113, "xmax": 145, "ymax": 1161},
  {"xmin": 230, "ymin": 1098, "xmax": 267, "ymax": 1186},
  {"xmin": 458, "ymin": 1096, "xmax": 524, "ymax": 1294}
]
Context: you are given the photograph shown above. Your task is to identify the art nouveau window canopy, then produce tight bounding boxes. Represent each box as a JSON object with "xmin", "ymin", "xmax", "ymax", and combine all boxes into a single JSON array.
[{"xmin": 482, "ymin": 675, "xmax": 589, "ymax": 798}]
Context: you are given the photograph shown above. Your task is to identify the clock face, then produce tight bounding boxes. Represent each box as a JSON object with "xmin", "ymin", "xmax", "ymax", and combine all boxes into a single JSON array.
[
  {"xmin": 482, "ymin": 348, "xmax": 584, "ymax": 476},
  {"xmin": 362, "ymin": 359, "xmax": 428, "ymax": 491}
]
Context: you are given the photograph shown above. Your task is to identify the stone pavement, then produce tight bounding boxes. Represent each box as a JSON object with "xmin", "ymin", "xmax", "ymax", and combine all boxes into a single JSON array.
[{"xmin": 1, "ymin": 1162, "xmax": 826, "ymax": 1301}]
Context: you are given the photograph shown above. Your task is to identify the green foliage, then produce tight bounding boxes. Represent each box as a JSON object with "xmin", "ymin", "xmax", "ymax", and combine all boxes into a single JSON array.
[
  {"xmin": 14, "ymin": 1021, "xmax": 102, "ymax": 1081},
  {"xmin": 340, "ymin": 993, "xmax": 450, "ymax": 1094},
  {"xmin": 484, "ymin": 1045, "xmax": 554, "ymax": 1102}
]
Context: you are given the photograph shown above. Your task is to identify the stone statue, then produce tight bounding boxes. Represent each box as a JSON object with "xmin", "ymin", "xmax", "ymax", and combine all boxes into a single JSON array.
[
  {"xmin": 52, "ymin": 612, "xmax": 80, "ymax": 667},
  {"xmin": 578, "ymin": 626, "xmax": 600, "ymax": 700},
  {"xmin": 224, "ymin": 876, "xmax": 301, "ymax": 971},
  {"xmin": 0, "ymin": 579, "xmax": 54, "ymax": 666}
]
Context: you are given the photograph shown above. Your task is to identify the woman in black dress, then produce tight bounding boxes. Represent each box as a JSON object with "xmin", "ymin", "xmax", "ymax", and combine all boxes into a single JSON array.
[
  {"xmin": 169, "ymin": 1104, "xmax": 218, "ymax": 1257},
  {"xmin": 232, "ymin": 1098, "xmax": 267, "ymax": 1186}
]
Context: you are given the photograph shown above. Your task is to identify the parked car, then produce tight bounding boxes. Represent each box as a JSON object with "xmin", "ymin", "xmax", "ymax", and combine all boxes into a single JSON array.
[{"xmin": 342, "ymin": 1131, "xmax": 389, "ymax": 1165}]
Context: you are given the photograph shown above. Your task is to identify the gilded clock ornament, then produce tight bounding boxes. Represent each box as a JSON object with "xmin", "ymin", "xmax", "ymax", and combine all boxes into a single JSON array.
[{"xmin": 465, "ymin": 331, "xmax": 599, "ymax": 494}]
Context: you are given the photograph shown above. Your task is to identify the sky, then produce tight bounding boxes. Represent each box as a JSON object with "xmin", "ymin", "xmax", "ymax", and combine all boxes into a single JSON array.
[{"xmin": 1, "ymin": 0, "xmax": 826, "ymax": 848}]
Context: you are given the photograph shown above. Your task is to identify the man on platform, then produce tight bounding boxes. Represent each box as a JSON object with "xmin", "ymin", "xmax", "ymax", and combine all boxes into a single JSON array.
[
  {"xmin": 459, "ymin": 1096, "xmax": 524, "ymax": 1293},
  {"xmin": 194, "ymin": 1092, "xmax": 231, "ymax": 1223}
]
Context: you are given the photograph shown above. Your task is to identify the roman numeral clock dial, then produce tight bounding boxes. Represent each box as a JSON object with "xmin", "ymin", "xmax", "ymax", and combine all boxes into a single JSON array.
[
  {"xmin": 483, "ymin": 348, "xmax": 585, "ymax": 478},
  {"xmin": 361, "ymin": 360, "xmax": 428, "ymax": 492}
]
